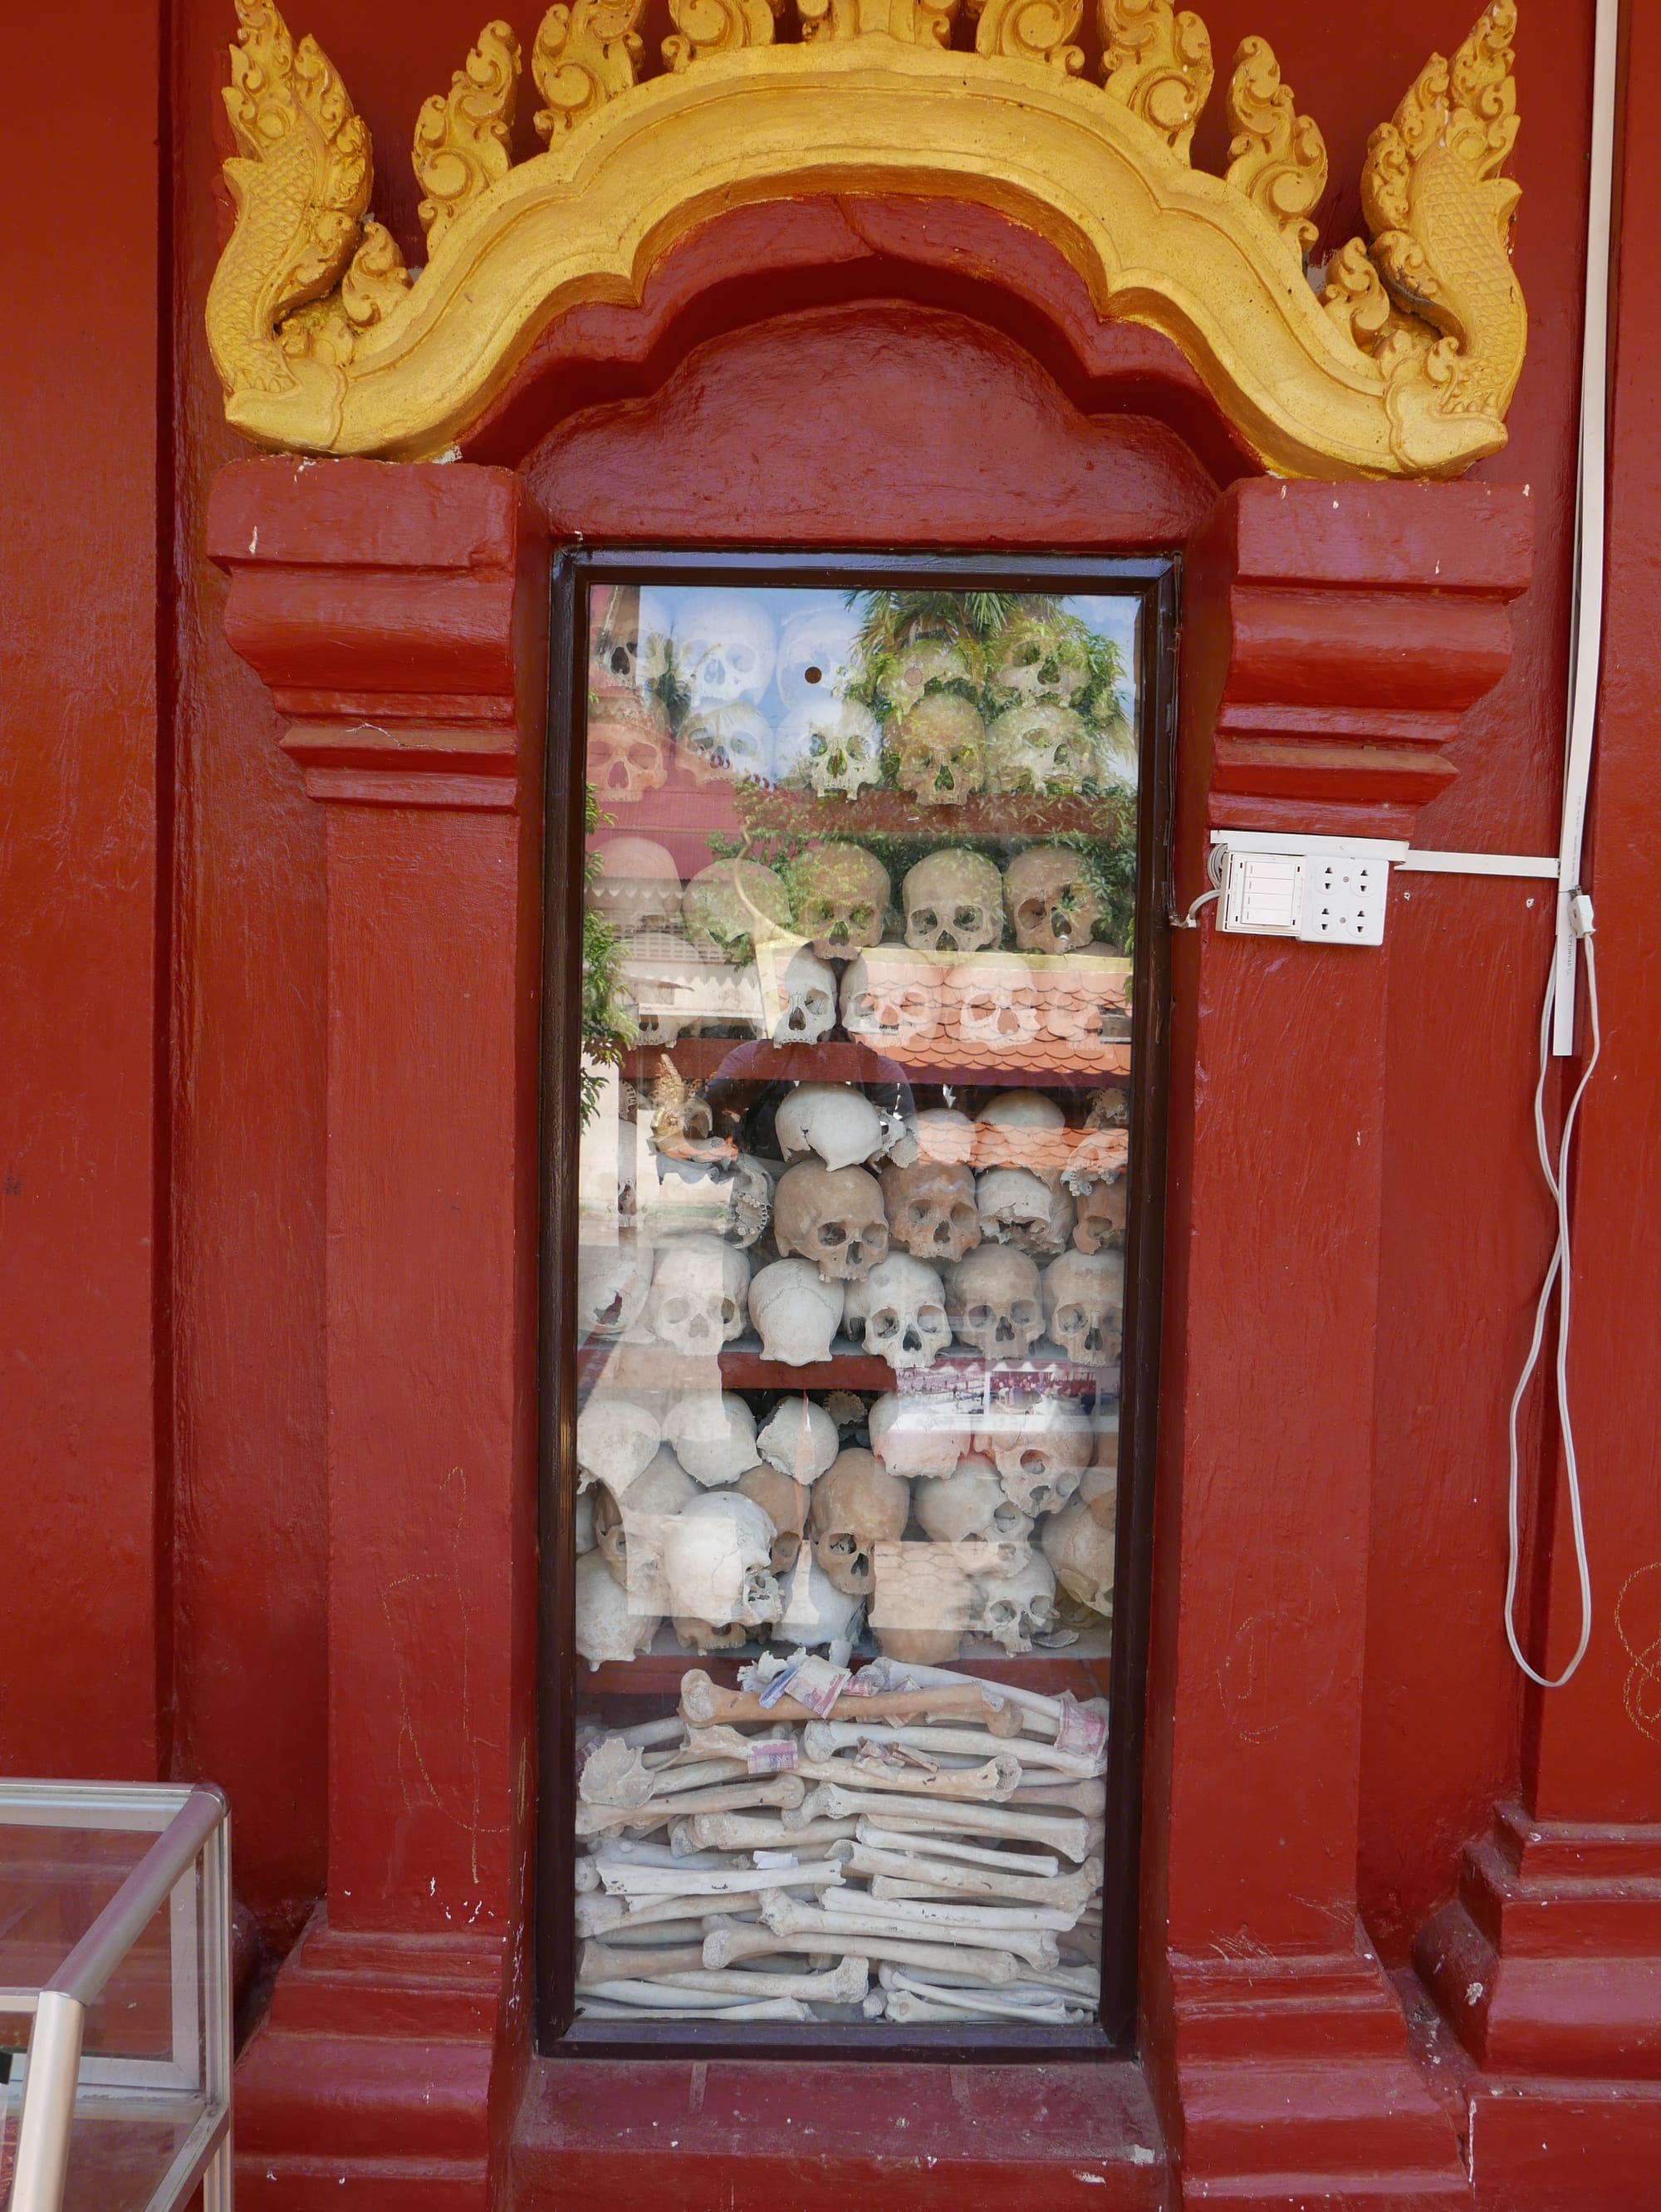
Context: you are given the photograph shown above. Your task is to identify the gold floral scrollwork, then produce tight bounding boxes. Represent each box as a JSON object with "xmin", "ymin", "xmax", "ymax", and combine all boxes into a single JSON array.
[
  {"xmin": 796, "ymin": 0, "xmax": 958, "ymax": 47},
  {"xmin": 1099, "ymin": 0, "xmax": 1213, "ymax": 159},
  {"xmin": 1319, "ymin": 236, "xmax": 1394, "ymax": 351},
  {"xmin": 969, "ymin": 0, "xmax": 1085, "ymax": 76},
  {"xmin": 664, "ymin": 0, "xmax": 783, "ymax": 71},
  {"xmin": 532, "ymin": 0, "xmax": 644, "ymax": 138},
  {"xmin": 206, "ymin": 0, "xmax": 371, "ymax": 406},
  {"xmin": 1360, "ymin": 0, "xmax": 1525, "ymax": 473},
  {"xmin": 277, "ymin": 220, "xmax": 413, "ymax": 368},
  {"xmin": 1224, "ymin": 34, "xmax": 1327, "ymax": 257},
  {"xmin": 413, "ymin": 21, "xmax": 522, "ymax": 250}
]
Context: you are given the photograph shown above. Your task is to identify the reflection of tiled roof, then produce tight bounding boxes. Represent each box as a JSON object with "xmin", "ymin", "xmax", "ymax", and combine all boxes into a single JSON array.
[{"xmin": 913, "ymin": 1122, "xmax": 1131, "ymax": 1180}]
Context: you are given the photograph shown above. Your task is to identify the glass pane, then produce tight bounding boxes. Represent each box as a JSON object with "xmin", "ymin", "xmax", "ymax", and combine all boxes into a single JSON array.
[{"xmin": 571, "ymin": 580, "xmax": 1137, "ymax": 2030}]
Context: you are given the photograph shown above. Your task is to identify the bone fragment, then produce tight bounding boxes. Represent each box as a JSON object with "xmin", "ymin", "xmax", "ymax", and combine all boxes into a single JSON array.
[
  {"xmin": 604, "ymin": 1918, "xmax": 712, "ymax": 1949},
  {"xmin": 597, "ymin": 1856, "xmax": 843, "ymax": 1899},
  {"xmin": 580, "ymin": 1940, "xmax": 707, "ymax": 1983},
  {"xmin": 1005, "ymin": 1777, "xmax": 1107, "ymax": 1815},
  {"xmin": 613, "ymin": 1714, "xmax": 690, "ymax": 1750},
  {"xmin": 576, "ymin": 1775, "xmax": 805, "ymax": 1836},
  {"xmin": 802, "ymin": 1901, "xmax": 1059, "ymax": 1969},
  {"xmin": 855, "ymin": 1822, "xmax": 1060, "ymax": 1877},
  {"xmin": 997, "ymin": 1964, "xmax": 1103, "ymax": 2000},
  {"xmin": 811, "ymin": 1786, "xmax": 1090, "ymax": 1859},
  {"xmin": 589, "ymin": 1955, "xmax": 869, "ymax": 2004},
  {"xmin": 575, "ymin": 1857, "xmax": 600, "ymax": 1893},
  {"xmin": 611, "ymin": 1890, "xmax": 767, "ymax": 1931},
  {"xmin": 580, "ymin": 1984, "xmax": 811, "ymax": 2020},
  {"xmin": 879, "ymin": 1971, "xmax": 1081, "ymax": 2026},
  {"xmin": 679, "ymin": 1670, "xmax": 1017, "ymax": 1730},
  {"xmin": 706, "ymin": 1918, "xmax": 1018, "ymax": 1985},
  {"xmin": 578, "ymin": 1736, "xmax": 656, "ymax": 1807},
  {"xmin": 575, "ymin": 1892, "xmax": 627, "ymax": 1936},
  {"xmin": 601, "ymin": 1837, "xmax": 730, "ymax": 1868},
  {"xmin": 648, "ymin": 1758, "xmax": 752, "ymax": 1798},
  {"xmin": 795, "ymin": 1753, "xmax": 1020, "ymax": 1803},
  {"xmin": 688, "ymin": 1812, "xmax": 860, "ymax": 1852},
  {"xmin": 850, "ymin": 1842, "xmax": 1102, "ymax": 1910},
  {"xmin": 881, "ymin": 1991, "xmax": 1079, "ymax": 2025},
  {"xmin": 579, "ymin": 1999, "xmax": 818, "ymax": 2017},
  {"xmin": 679, "ymin": 1725, "xmax": 799, "ymax": 1772},
  {"xmin": 849, "ymin": 1659, "xmax": 1066, "ymax": 1732},
  {"xmin": 821, "ymin": 1889, "xmax": 1075, "ymax": 1935},
  {"xmin": 805, "ymin": 1720, "xmax": 1105, "ymax": 1778}
]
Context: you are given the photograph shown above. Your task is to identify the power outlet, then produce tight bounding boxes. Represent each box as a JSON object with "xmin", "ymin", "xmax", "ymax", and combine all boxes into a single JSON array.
[
  {"xmin": 1210, "ymin": 831, "xmax": 1403, "ymax": 947},
  {"xmin": 1295, "ymin": 853, "xmax": 1389, "ymax": 946}
]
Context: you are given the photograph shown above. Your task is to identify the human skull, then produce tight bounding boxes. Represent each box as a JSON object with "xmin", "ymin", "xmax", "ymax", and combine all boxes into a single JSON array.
[
  {"xmin": 1003, "ymin": 846, "xmax": 1102, "ymax": 954},
  {"xmin": 889, "ymin": 693, "xmax": 987, "ymax": 807},
  {"xmin": 845, "ymin": 1254, "xmax": 952, "ymax": 1372},
  {"xmin": 977, "ymin": 1168, "xmax": 1075, "ymax": 1256},
  {"xmin": 839, "ymin": 953, "xmax": 945, "ymax": 1052},
  {"xmin": 989, "ymin": 615, "xmax": 1090, "ymax": 708},
  {"xmin": 774, "ymin": 1552, "xmax": 866, "ymax": 1650},
  {"xmin": 776, "ymin": 699, "xmax": 882, "ymax": 801},
  {"xmin": 868, "ymin": 1391, "xmax": 968, "ymax": 1480},
  {"xmin": 1081, "ymin": 1411, "xmax": 1118, "ymax": 1524},
  {"xmin": 947, "ymin": 1244, "xmax": 1044, "ymax": 1361},
  {"xmin": 587, "ymin": 692, "xmax": 670, "ymax": 807},
  {"xmin": 671, "ymin": 590, "xmax": 777, "ymax": 709},
  {"xmin": 644, "ymin": 1235, "xmax": 751, "ymax": 1356},
  {"xmin": 774, "ymin": 1162, "xmax": 889, "ymax": 1283},
  {"xmin": 976, "ymin": 1397, "xmax": 1093, "ymax": 1517},
  {"xmin": 809, "ymin": 1449, "xmax": 909, "ymax": 1596},
  {"xmin": 902, "ymin": 851, "xmax": 1003, "ymax": 955},
  {"xmin": 680, "ymin": 861, "xmax": 792, "ymax": 963},
  {"xmin": 1041, "ymin": 1248, "xmax": 1125, "ymax": 1366},
  {"xmin": 663, "ymin": 1392, "xmax": 759, "ymax": 1486},
  {"xmin": 737, "ymin": 1464, "xmax": 811, "ymax": 1573},
  {"xmin": 972, "ymin": 1549, "xmax": 1057, "ymax": 1655},
  {"xmin": 1041, "ymin": 1497, "xmax": 1115, "ymax": 1616},
  {"xmin": 576, "ymin": 1394, "xmax": 661, "ymax": 1493},
  {"xmin": 749, "ymin": 1259, "xmax": 845, "ymax": 1366},
  {"xmin": 1072, "ymin": 1170, "xmax": 1128, "ymax": 1253},
  {"xmin": 586, "ymin": 838, "xmax": 682, "ymax": 934},
  {"xmin": 772, "ymin": 949, "xmax": 839, "ymax": 1046},
  {"xmin": 790, "ymin": 846, "xmax": 891, "ymax": 961},
  {"xmin": 987, "ymin": 704, "xmax": 1098, "ymax": 797},
  {"xmin": 1046, "ymin": 961, "xmax": 1132, "ymax": 1053},
  {"xmin": 776, "ymin": 601, "xmax": 864, "ymax": 713},
  {"xmin": 675, "ymin": 702, "xmax": 774, "ymax": 787},
  {"xmin": 590, "ymin": 582, "xmax": 646, "ymax": 691},
  {"xmin": 882, "ymin": 635, "xmax": 976, "ymax": 717},
  {"xmin": 869, "ymin": 1538, "xmax": 973, "ymax": 1665},
  {"xmin": 951, "ymin": 954, "xmax": 1041, "ymax": 1055},
  {"xmin": 879, "ymin": 1157, "xmax": 980, "ymax": 1263},
  {"xmin": 577, "ymin": 1233, "xmax": 654, "ymax": 1341},
  {"xmin": 757, "ymin": 1395, "xmax": 840, "ymax": 1484},
  {"xmin": 576, "ymin": 1548, "xmax": 660, "ymax": 1670},
  {"xmin": 664, "ymin": 1491, "xmax": 783, "ymax": 1631},
  {"xmin": 593, "ymin": 1447, "xmax": 697, "ymax": 1609},
  {"xmin": 915, "ymin": 1457, "xmax": 1034, "ymax": 1580},
  {"xmin": 976, "ymin": 1091, "xmax": 1066, "ymax": 1182},
  {"xmin": 776, "ymin": 1084, "xmax": 884, "ymax": 1172}
]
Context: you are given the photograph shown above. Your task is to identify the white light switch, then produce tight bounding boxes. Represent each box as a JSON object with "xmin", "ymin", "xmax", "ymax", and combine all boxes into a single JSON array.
[{"xmin": 1221, "ymin": 851, "xmax": 1302, "ymax": 936}]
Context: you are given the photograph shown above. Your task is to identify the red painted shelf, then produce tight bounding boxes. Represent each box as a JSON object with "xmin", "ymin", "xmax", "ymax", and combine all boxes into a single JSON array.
[
  {"xmin": 577, "ymin": 1336, "xmax": 1120, "ymax": 1398},
  {"xmin": 580, "ymin": 1638, "xmax": 1115, "ymax": 1702},
  {"xmin": 622, "ymin": 1036, "xmax": 1129, "ymax": 1090}
]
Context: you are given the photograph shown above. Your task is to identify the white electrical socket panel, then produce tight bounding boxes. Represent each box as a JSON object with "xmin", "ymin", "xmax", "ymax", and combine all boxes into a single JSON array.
[{"xmin": 1212, "ymin": 832, "xmax": 1401, "ymax": 947}]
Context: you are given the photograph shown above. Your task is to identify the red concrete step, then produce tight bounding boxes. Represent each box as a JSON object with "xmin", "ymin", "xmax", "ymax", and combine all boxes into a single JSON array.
[{"xmin": 510, "ymin": 2054, "xmax": 1171, "ymax": 2210}]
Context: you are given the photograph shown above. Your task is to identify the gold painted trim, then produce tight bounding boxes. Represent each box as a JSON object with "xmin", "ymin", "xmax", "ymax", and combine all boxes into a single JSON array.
[{"xmin": 207, "ymin": 0, "xmax": 1525, "ymax": 478}]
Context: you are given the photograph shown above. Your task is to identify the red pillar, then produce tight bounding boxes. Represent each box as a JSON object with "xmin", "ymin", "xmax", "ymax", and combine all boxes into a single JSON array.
[
  {"xmin": 1411, "ymin": 11, "xmax": 1661, "ymax": 2195},
  {"xmin": 206, "ymin": 459, "xmax": 546, "ymax": 2210},
  {"xmin": 1142, "ymin": 480, "xmax": 1531, "ymax": 2205}
]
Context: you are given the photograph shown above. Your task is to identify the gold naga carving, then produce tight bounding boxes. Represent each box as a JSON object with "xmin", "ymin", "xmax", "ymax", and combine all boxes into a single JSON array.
[
  {"xmin": 205, "ymin": 0, "xmax": 1529, "ymax": 481},
  {"xmin": 413, "ymin": 21, "xmax": 522, "ymax": 248}
]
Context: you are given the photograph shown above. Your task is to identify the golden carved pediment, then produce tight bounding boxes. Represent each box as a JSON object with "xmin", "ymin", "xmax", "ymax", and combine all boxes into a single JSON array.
[{"xmin": 207, "ymin": 0, "xmax": 1525, "ymax": 479}]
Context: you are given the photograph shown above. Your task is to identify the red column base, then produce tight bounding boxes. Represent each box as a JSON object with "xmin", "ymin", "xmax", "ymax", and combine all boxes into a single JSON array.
[
  {"xmin": 1167, "ymin": 1930, "xmax": 1469, "ymax": 2208},
  {"xmin": 233, "ymin": 1910, "xmax": 513, "ymax": 2210},
  {"xmin": 1414, "ymin": 1802, "xmax": 1661, "ymax": 2077}
]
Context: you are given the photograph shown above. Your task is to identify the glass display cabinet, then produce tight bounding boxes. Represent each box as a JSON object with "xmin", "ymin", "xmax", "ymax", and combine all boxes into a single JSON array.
[{"xmin": 540, "ymin": 555, "xmax": 1173, "ymax": 2049}]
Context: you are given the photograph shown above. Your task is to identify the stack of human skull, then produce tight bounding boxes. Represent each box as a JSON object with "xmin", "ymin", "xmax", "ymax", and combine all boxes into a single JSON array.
[{"xmin": 576, "ymin": 1081, "xmax": 1124, "ymax": 1665}]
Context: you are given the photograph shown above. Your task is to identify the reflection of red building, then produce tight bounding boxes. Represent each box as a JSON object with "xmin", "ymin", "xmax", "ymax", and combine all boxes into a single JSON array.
[{"xmin": 6, "ymin": 1, "xmax": 1660, "ymax": 2205}]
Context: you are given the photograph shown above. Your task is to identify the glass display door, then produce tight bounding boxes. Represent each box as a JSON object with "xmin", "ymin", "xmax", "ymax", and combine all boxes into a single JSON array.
[{"xmin": 540, "ymin": 554, "xmax": 1173, "ymax": 2048}]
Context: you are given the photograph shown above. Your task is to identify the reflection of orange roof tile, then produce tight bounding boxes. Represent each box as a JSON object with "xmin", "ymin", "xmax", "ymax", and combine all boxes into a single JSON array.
[{"xmin": 913, "ymin": 1121, "xmax": 1131, "ymax": 1177}]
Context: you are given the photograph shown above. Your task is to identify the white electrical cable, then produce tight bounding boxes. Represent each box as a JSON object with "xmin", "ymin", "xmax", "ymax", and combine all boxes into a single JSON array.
[{"xmin": 1502, "ymin": 0, "xmax": 1620, "ymax": 1685}]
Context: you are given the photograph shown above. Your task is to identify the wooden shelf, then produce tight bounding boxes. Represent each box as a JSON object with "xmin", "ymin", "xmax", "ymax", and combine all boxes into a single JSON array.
[
  {"xmin": 580, "ymin": 1636, "xmax": 1114, "ymax": 1702},
  {"xmin": 578, "ymin": 1335, "xmax": 1121, "ymax": 1400}
]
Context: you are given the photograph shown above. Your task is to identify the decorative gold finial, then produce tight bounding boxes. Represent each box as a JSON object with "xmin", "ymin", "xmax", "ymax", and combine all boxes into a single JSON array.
[
  {"xmin": 532, "ymin": 0, "xmax": 644, "ymax": 138},
  {"xmin": 413, "ymin": 22, "xmax": 522, "ymax": 250},
  {"xmin": 1225, "ymin": 35, "xmax": 1328, "ymax": 256},
  {"xmin": 796, "ymin": 0, "xmax": 959, "ymax": 45},
  {"xmin": 663, "ymin": 0, "xmax": 783, "ymax": 71},
  {"xmin": 970, "ymin": 0, "xmax": 1085, "ymax": 74},
  {"xmin": 1099, "ymin": 0, "xmax": 1213, "ymax": 159}
]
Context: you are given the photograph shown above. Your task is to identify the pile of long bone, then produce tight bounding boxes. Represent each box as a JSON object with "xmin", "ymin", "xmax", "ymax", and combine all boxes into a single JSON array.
[{"xmin": 573, "ymin": 1660, "xmax": 1106, "ymax": 2027}]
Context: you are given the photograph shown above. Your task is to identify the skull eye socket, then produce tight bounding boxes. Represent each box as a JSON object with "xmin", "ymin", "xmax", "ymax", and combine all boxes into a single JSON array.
[
  {"xmin": 911, "ymin": 907, "xmax": 938, "ymax": 936},
  {"xmin": 953, "ymin": 905, "xmax": 979, "ymax": 930},
  {"xmin": 609, "ymin": 645, "xmax": 633, "ymax": 677},
  {"xmin": 818, "ymin": 1223, "xmax": 847, "ymax": 1248},
  {"xmin": 1011, "ymin": 1300, "xmax": 1040, "ymax": 1327},
  {"xmin": 848, "ymin": 905, "xmax": 875, "ymax": 929}
]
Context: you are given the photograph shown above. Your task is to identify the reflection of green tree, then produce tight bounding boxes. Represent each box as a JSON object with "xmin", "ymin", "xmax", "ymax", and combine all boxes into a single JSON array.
[{"xmin": 581, "ymin": 782, "xmax": 636, "ymax": 1126}]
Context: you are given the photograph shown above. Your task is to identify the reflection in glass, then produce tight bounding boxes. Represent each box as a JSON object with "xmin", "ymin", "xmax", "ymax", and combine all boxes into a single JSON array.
[{"xmin": 569, "ymin": 581, "xmax": 1136, "ymax": 2028}]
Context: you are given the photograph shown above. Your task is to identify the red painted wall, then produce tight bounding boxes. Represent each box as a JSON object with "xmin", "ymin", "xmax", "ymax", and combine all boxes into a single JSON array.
[{"xmin": 6, "ymin": 0, "xmax": 1619, "ymax": 1998}]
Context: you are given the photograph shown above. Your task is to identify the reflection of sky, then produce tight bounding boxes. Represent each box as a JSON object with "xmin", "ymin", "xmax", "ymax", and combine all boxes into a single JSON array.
[{"xmin": 606, "ymin": 585, "xmax": 1142, "ymax": 735}]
